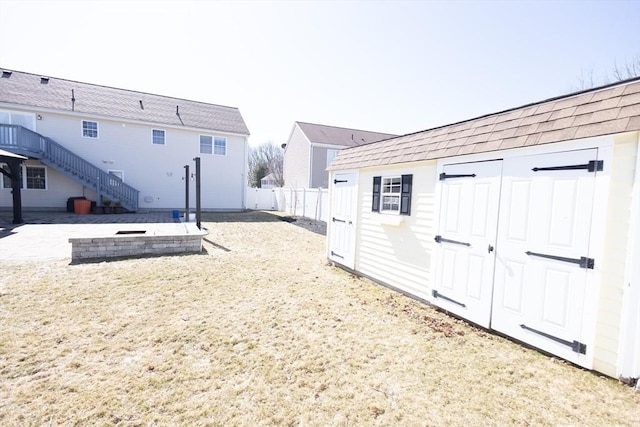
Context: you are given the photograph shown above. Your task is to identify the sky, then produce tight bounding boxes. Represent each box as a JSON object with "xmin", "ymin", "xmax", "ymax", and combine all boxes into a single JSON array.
[{"xmin": 0, "ymin": 0, "xmax": 639, "ymax": 146}]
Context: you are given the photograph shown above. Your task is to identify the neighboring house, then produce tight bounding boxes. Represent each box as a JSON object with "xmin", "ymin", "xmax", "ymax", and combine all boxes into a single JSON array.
[
  {"xmin": 283, "ymin": 121, "xmax": 396, "ymax": 188},
  {"xmin": 0, "ymin": 69, "xmax": 250, "ymax": 213},
  {"xmin": 259, "ymin": 172, "xmax": 278, "ymax": 189},
  {"xmin": 326, "ymin": 78, "xmax": 640, "ymax": 381}
]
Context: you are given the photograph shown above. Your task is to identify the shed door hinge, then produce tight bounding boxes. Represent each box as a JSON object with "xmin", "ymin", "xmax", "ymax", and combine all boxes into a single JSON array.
[
  {"xmin": 525, "ymin": 251, "xmax": 594, "ymax": 269},
  {"xmin": 439, "ymin": 173, "xmax": 477, "ymax": 181},
  {"xmin": 520, "ymin": 324, "xmax": 587, "ymax": 354},
  {"xmin": 532, "ymin": 160, "xmax": 603, "ymax": 173},
  {"xmin": 434, "ymin": 235, "xmax": 471, "ymax": 247},
  {"xmin": 432, "ymin": 290, "xmax": 466, "ymax": 308}
]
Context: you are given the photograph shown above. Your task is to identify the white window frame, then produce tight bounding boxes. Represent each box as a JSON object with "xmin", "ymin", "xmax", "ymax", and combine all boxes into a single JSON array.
[
  {"xmin": 81, "ymin": 120, "xmax": 99, "ymax": 139},
  {"xmin": 2, "ymin": 164, "xmax": 47, "ymax": 190},
  {"xmin": 108, "ymin": 170, "xmax": 124, "ymax": 186},
  {"xmin": 152, "ymin": 129, "xmax": 166, "ymax": 145},
  {"xmin": 0, "ymin": 109, "xmax": 36, "ymax": 130},
  {"xmin": 200, "ymin": 135, "xmax": 213, "ymax": 154},
  {"xmin": 214, "ymin": 136, "xmax": 227, "ymax": 156},
  {"xmin": 381, "ymin": 176, "xmax": 401, "ymax": 214}
]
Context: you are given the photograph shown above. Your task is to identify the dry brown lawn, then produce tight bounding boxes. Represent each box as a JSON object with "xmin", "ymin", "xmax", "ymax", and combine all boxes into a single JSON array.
[{"xmin": 1, "ymin": 211, "xmax": 639, "ymax": 426}]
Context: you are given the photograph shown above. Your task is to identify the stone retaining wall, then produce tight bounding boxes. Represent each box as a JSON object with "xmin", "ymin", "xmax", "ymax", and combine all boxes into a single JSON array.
[{"xmin": 70, "ymin": 232, "xmax": 203, "ymax": 261}]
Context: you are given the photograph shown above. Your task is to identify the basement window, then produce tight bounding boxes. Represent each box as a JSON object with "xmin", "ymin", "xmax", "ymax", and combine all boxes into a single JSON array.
[
  {"xmin": 26, "ymin": 166, "xmax": 46, "ymax": 189},
  {"xmin": 82, "ymin": 120, "xmax": 98, "ymax": 138},
  {"xmin": 1, "ymin": 164, "xmax": 16, "ymax": 188},
  {"xmin": 2, "ymin": 165, "xmax": 47, "ymax": 190}
]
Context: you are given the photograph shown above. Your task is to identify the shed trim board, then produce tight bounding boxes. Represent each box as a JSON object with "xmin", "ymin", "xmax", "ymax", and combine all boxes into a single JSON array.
[{"xmin": 326, "ymin": 77, "xmax": 640, "ymax": 380}]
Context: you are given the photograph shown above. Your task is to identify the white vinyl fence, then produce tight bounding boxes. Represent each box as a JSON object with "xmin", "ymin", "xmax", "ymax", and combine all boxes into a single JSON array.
[{"xmin": 245, "ymin": 187, "xmax": 329, "ymax": 222}]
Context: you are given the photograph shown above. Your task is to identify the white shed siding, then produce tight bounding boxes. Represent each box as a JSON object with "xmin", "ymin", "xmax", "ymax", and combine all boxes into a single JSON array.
[
  {"xmin": 2, "ymin": 107, "xmax": 247, "ymax": 210},
  {"xmin": 355, "ymin": 162, "xmax": 438, "ymax": 301},
  {"xmin": 283, "ymin": 124, "xmax": 311, "ymax": 188},
  {"xmin": 593, "ymin": 133, "xmax": 638, "ymax": 376}
]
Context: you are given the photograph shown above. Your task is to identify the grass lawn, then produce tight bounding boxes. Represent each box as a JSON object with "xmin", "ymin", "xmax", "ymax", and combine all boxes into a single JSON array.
[{"xmin": 1, "ymin": 211, "xmax": 638, "ymax": 425}]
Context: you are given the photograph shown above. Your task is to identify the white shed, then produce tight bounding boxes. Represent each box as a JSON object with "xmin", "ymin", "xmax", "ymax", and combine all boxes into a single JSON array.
[{"xmin": 326, "ymin": 78, "xmax": 640, "ymax": 380}]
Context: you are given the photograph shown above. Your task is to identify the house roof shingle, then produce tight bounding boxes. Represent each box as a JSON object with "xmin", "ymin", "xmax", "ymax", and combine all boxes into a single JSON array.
[
  {"xmin": 0, "ymin": 69, "xmax": 249, "ymax": 135},
  {"xmin": 296, "ymin": 121, "xmax": 397, "ymax": 148},
  {"xmin": 328, "ymin": 78, "xmax": 640, "ymax": 171}
]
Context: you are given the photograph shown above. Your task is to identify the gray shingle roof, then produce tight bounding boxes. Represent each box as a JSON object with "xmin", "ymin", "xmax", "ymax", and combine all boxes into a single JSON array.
[
  {"xmin": 297, "ymin": 121, "xmax": 396, "ymax": 147},
  {"xmin": 0, "ymin": 69, "xmax": 249, "ymax": 135},
  {"xmin": 328, "ymin": 78, "xmax": 640, "ymax": 171}
]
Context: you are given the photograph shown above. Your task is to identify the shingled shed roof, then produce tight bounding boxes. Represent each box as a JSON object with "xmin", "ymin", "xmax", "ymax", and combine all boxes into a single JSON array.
[
  {"xmin": 0, "ymin": 69, "xmax": 250, "ymax": 135},
  {"xmin": 328, "ymin": 77, "xmax": 640, "ymax": 171},
  {"xmin": 297, "ymin": 121, "xmax": 397, "ymax": 148}
]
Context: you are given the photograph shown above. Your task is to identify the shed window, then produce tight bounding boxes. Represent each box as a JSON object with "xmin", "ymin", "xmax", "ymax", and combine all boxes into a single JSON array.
[
  {"xmin": 382, "ymin": 177, "xmax": 401, "ymax": 212},
  {"xmin": 372, "ymin": 174, "xmax": 412, "ymax": 215}
]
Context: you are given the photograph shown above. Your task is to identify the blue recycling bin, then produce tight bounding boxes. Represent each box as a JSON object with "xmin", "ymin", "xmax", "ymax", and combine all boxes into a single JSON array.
[{"xmin": 172, "ymin": 210, "xmax": 179, "ymax": 219}]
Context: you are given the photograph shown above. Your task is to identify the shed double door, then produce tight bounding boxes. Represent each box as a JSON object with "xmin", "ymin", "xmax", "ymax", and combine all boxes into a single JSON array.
[
  {"xmin": 491, "ymin": 149, "xmax": 598, "ymax": 366},
  {"xmin": 433, "ymin": 149, "xmax": 599, "ymax": 367},
  {"xmin": 432, "ymin": 160, "xmax": 503, "ymax": 328}
]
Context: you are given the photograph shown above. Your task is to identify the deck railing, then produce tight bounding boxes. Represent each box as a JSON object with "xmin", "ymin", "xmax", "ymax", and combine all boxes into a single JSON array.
[{"xmin": 0, "ymin": 124, "xmax": 139, "ymax": 211}]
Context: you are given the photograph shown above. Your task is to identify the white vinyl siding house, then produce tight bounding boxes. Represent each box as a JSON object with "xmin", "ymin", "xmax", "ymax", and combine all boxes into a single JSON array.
[
  {"xmin": 327, "ymin": 78, "xmax": 640, "ymax": 381},
  {"xmin": 283, "ymin": 122, "xmax": 396, "ymax": 189},
  {"xmin": 0, "ymin": 70, "xmax": 250, "ymax": 212}
]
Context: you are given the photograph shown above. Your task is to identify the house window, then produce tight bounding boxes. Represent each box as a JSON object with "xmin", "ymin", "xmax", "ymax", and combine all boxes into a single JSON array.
[
  {"xmin": 200, "ymin": 135, "xmax": 212, "ymax": 154},
  {"xmin": 108, "ymin": 170, "xmax": 124, "ymax": 186},
  {"xmin": 2, "ymin": 165, "xmax": 46, "ymax": 190},
  {"xmin": 327, "ymin": 149, "xmax": 339, "ymax": 167},
  {"xmin": 372, "ymin": 174, "xmax": 413, "ymax": 215},
  {"xmin": 82, "ymin": 120, "xmax": 98, "ymax": 138},
  {"xmin": 25, "ymin": 166, "xmax": 46, "ymax": 189},
  {"xmin": 200, "ymin": 135, "xmax": 226, "ymax": 155},
  {"xmin": 152, "ymin": 129, "xmax": 166, "ymax": 145},
  {"xmin": 214, "ymin": 137, "xmax": 226, "ymax": 155},
  {"xmin": 0, "ymin": 110, "xmax": 36, "ymax": 131},
  {"xmin": 1, "ymin": 164, "xmax": 16, "ymax": 189}
]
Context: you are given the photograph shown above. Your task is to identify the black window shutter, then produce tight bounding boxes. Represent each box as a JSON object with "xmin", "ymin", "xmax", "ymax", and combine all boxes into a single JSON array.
[
  {"xmin": 372, "ymin": 176, "xmax": 381, "ymax": 212},
  {"xmin": 400, "ymin": 174, "xmax": 413, "ymax": 215}
]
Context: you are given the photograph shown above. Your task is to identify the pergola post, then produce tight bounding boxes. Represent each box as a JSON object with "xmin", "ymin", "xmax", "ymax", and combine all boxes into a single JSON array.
[{"xmin": 0, "ymin": 158, "xmax": 24, "ymax": 224}]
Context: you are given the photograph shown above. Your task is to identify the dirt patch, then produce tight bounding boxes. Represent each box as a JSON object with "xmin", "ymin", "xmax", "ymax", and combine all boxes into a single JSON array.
[
  {"xmin": 1, "ymin": 211, "xmax": 638, "ymax": 425},
  {"xmin": 279, "ymin": 215, "xmax": 327, "ymax": 235}
]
